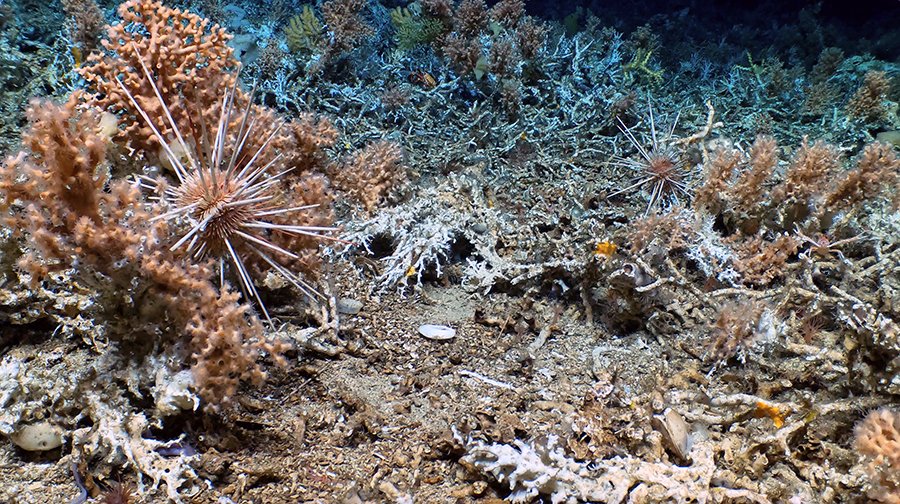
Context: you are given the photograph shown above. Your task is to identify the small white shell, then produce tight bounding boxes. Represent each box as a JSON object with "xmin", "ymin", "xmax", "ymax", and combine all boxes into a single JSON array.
[
  {"xmin": 10, "ymin": 422, "xmax": 64, "ymax": 451},
  {"xmin": 418, "ymin": 324, "xmax": 456, "ymax": 341},
  {"xmin": 651, "ymin": 408, "xmax": 692, "ymax": 463}
]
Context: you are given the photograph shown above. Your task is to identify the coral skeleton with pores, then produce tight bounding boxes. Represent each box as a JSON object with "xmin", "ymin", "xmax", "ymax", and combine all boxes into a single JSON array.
[{"xmin": 116, "ymin": 44, "xmax": 337, "ymax": 326}]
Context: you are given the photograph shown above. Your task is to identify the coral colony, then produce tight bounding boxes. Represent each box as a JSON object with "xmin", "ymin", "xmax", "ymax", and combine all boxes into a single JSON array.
[
  {"xmin": 121, "ymin": 46, "xmax": 337, "ymax": 324},
  {"xmin": 0, "ymin": 0, "xmax": 898, "ymax": 501}
]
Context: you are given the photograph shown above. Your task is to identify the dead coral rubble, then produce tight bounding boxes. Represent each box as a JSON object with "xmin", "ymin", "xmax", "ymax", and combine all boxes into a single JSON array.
[{"xmin": 463, "ymin": 434, "xmax": 769, "ymax": 504}]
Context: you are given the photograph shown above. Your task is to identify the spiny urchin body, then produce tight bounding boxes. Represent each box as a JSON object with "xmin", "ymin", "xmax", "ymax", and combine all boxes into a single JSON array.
[
  {"xmin": 607, "ymin": 106, "xmax": 691, "ymax": 215},
  {"xmin": 175, "ymin": 169, "xmax": 254, "ymax": 253}
]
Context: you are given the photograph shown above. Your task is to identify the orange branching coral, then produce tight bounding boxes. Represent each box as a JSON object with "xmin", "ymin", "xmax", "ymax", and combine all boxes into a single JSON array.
[
  {"xmin": 694, "ymin": 146, "xmax": 742, "ymax": 215},
  {"xmin": 775, "ymin": 138, "xmax": 841, "ymax": 203},
  {"xmin": 331, "ymin": 141, "xmax": 405, "ymax": 213},
  {"xmin": 810, "ymin": 47, "xmax": 844, "ymax": 86},
  {"xmin": 141, "ymin": 252, "xmax": 287, "ymax": 405},
  {"xmin": 283, "ymin": 113, "xmax": 340, "ymax": 172},
  {"xmin": 802, "ymin": 48, "xmax": 844, "ymax": 116},
  {"xmin": 825, "ymin": 142, "xmax": 900, "ymax": 211},
  {"xmin": 731, "ymin": 135, "xmax": 778, "ymax": 209},
  {"xmin": 421, "ymin": 0, "xmax": 453, "ymax": 20},
  {"xmin": 0, "ymin": 98, "xmax": 279, "ymax": 407},
  {"xmin": 855, "ymin": 409, "xmax": 900, "ymax": 503},
  {"xmin": 699, "ymin": 135, "xmax": 898, "ymax": 228},
  {"xmin": 488, "ymin": 37, "xmax": 519, "ymax": 78},
  {"xmin": 847, "ymin": 70, "xmax": 892, "ymax": 123},
  {"xmin": 627, "ymin": 210, "xmax": 692, "ymax": 254},
  {"xmin": 0, "ymin": 98, "xmax": 145, "ymax": 277},
  {"xmin": 270, "ymin": 174, "xmax": 336, "ymax": 276},
  {"xmin": 79, "ymin": 0, "xmax": 236, "ymax": 155},
  {"xmin": 80, "ymin": 0, "xmax": 339, "ymax": 179},
  {"xmin": 434, "ymin": 0, "xmax": 544, "ymax": 79}
]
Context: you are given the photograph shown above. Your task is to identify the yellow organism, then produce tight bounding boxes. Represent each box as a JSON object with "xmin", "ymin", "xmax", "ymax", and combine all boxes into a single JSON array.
[{"xmin": 593, "ymin": 241, "xmax": 617, "ymax": 259}]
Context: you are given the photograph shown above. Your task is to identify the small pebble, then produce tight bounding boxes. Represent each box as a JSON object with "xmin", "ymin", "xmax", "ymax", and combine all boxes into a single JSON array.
[
  {"xmin": 10, "ymin": 422, "xmax": 64, "ymax": 451},
  {"xmin": 471, "ymin": 222, "xmax": 488, "ymax": 234},
  {"xmin": 337, "ymin": 298, "xmax": 363, "ymax": 315},
  {"xmin": 418, "ymin": 324, "xmax": 456, "ymax": 341}
]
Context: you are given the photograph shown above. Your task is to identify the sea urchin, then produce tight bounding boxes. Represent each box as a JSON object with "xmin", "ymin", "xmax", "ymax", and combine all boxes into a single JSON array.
[
  {"xmin": 607, "ymin": 106, "xmax": 691, "ymax": 215},
  {"xmin": 116, "ymin": 44, "xmax": 337, "ymax": 326}
]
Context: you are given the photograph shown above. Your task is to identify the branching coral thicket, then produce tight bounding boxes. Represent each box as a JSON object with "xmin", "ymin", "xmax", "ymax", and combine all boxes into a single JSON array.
[
  {"xmin": 79, "ymin": 0, "xmax": 236, "ymax": 156},
  {"xmin": 686, "ymin": 137, "xmax": 897, "ymax": 289},
  {"xmin": 0, "ymin": 98, "xmax": 280, "ymax": 407},
  {"xmin": 695, "ymin": 136, "xmax": 899, "ymax": 239},
  {"xmin": 379, "ymin": 0, "xmax": 547, "ymax": 113},
  {"xmin": 0, "ymin": 0, "xmax": 407, "ymax": 408},
  {"xmin": 439, "ymin": 0, "xmax": 546, "ymax": 77},
  {"xmin": 78, "ymin": 0, "xmax": 401, "ymax": 304},
  {"xmin": 855, "ymin": 409, "xmax": 900, "ymax": 503},
  {"xmin": 621, "ymin": 134, "xmax": 900, "ymax": 370},
  {"xmin": 283, "ymin": 0, "xmax": 373, "ymax": 72}
]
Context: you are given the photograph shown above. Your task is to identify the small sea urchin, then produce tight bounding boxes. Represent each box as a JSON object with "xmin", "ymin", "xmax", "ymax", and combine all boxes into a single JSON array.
[
  {"xmin": 116, "ymin": 44, "xmax": 337, "ymax": 325},
  {"xmin": 607, "ymin": 106, "xmax": 691, "ymax": 215}
]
